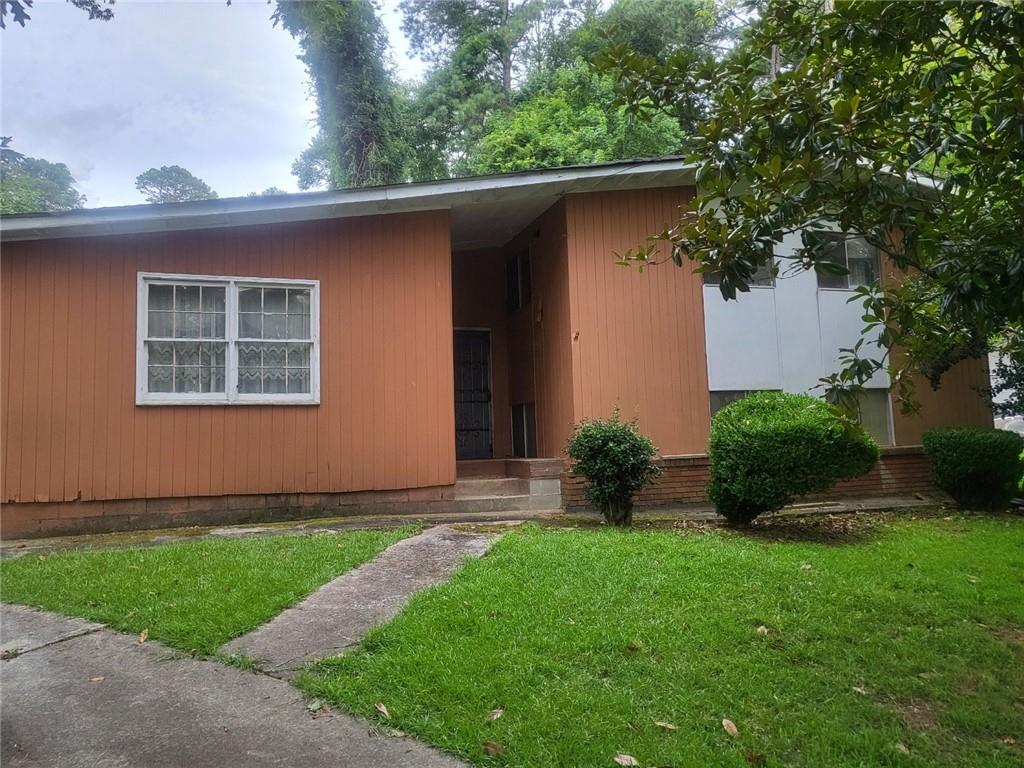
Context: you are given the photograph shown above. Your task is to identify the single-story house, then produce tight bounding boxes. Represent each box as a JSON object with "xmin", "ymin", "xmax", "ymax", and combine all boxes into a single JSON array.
[{"xmin": 0, "ymin": 159, "xmax": 992, "ymax": 537}]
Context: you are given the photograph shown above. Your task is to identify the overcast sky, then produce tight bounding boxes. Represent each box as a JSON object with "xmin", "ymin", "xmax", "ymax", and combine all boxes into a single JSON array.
[{"xmin": 1, "ymin": 0, "xmax": 425, "ymax": 208}]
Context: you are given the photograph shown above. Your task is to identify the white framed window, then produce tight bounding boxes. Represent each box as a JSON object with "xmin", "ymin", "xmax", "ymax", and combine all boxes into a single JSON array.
[
  {"xmin": 817, "ymin": 235, "xmax": 880, "ymax": 290},
  {"xmin": 702, "ymin": 258, "xmax": 775, "ymax": 288},
  {"xmin": 137, "ymin": 273, "xmax": 320, "ymax": 406}
]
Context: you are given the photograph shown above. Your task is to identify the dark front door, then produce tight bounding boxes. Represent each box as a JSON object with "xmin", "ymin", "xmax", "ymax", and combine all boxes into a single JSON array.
[{"xmin": 454, "ymin": 330, "xmax": 492, "ymax": 460}]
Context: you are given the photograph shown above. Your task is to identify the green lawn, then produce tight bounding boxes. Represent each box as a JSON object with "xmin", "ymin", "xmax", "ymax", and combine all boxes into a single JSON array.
[
  {"xmin": 299, "ymin": 516, "xmax": 1024, "ymax": 768},
  {"xmin": 0, "ymin": 527, "xmax": 415, "ymax": 654}
]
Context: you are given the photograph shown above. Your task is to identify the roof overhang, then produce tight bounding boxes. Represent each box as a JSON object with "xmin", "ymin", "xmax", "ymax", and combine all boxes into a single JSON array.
[{"xmin": 0, "ymin": 159, "xmax": 697, "ymax": 250}]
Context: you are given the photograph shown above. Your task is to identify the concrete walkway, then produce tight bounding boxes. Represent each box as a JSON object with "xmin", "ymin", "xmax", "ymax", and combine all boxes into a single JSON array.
[
  {"xmin": 221, "ymin": 525, "xmax": 495, "ymax": 674},
  {"xmin": 1, "ymin": 604, "xmax": 465, "ymax": 768}
]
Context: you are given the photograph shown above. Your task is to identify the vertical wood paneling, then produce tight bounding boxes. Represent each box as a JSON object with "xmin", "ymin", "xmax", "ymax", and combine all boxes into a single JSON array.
[
  {"xmin": 891, "ymin": 357, "xmax": 993, "ymax": 445},
  {"xmin": 564, "ymin": 188, "xmax": 711, "ymax": 456},
  {"xmin": 1, "ymin": 210, "xmax": 455, "ymax": 503}
]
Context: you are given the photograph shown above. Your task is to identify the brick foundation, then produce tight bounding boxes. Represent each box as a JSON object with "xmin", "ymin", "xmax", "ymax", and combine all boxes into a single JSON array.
[
  {"xmin": 562, "ymin": 446, "xmax": 937, "ymax": 511},
  {"xmin": 0, "ymin": 485, "xmax": 458, "ymax": 540}
]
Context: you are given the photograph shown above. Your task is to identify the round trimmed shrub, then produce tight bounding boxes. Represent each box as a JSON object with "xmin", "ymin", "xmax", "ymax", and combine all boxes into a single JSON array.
[
  {"xmin": 566, "ymin": 411, "xmax": 660, "ymax": 526},
  {"xmin": 921, "ymin": 427, "xmax": 1024, "ymax": 510},
  {"xmin": 707, "ymin": 391, "xmax": 880, "ymax": 525}
]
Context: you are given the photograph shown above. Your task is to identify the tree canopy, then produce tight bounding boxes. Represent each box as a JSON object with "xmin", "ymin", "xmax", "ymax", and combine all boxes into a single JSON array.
[
  {"xmin": 135, "ymin": 165, "xmax": 218, "ymax": 203},
  {"xmin": 0, "ymin": 138, "xmax": 85, "ymax": 213},
  {"xmin": 601, "ymin": 0, "xmax": 1024, "ymax": 410},
  {"xmin": 1, "ymin": 0, "xmax": 114, "ymax": 29}
]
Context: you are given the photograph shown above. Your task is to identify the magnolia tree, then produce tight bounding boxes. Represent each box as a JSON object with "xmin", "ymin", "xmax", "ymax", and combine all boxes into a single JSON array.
[{"xmin": 598, "ymin": 0, "xmax": 1024, "ymax": 411}]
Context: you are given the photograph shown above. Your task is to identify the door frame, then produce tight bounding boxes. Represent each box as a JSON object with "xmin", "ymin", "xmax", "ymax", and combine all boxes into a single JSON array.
[{"xmin": 453, "ymin": 327, "xmax": 495, "ymax": 460}]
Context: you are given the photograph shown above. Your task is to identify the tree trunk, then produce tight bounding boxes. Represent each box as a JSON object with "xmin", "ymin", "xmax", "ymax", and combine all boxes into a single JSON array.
[{"xmin": 602, "ymin": 499, "xmax": 634, "ymax": 527}]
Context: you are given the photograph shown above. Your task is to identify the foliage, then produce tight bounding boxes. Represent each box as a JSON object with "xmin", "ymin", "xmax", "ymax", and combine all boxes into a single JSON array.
[
  {"xmin": 922, "ymin": 426, "xmax": 1024, "ymax": 510},
  {"xmin": 565, "ymin": 410, "xmax": 660, "ymax": 526},
  {"xmin": 0, "ymin": 527, "xmax": 415, "ymax": 655},
  {"xmin": 468, "ymin": 64, "xmax": 684, "ymax": 174},
  {"xmin": 275, "ymin": 0, "xmax": 410, "ymax": 189},
  {"xmin": 135, "ymin": 165, "xmax": 218, "ymax": 204},
  {"xmin": 1, "ymin": 138, "xmax": 85, "ymax": 213},
  {"xmin": 246, "ymin": 186, "xmax": 288, "ymax": 197},
  {"xmin": 601, "ymin": 0, "xmax": 1024, "ymax": 411},
  {"xmin": 1, "ymin": 0, "xmax": 114, "ymax": 29},
  {"xmin": 707, "ymin": 391, "xmax": 878, "ymax": 524},
  {"xmin": 300, "ymin": 519, "xmax": 1024, "ymax": 768}
]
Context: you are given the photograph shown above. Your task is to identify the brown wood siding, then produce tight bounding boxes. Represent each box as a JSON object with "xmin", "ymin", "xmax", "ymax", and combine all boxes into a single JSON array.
[
  {"xmin": 1, "ymin": 211, "xmax": 456, "ymax": 504},
  {"xmin": 451, "ymin": 249, "xmax": 512, "ymax": 458},
  {"xmin": 891, "ymin": 357, "xmax": 993, "ymax": 445},
  {"xmin": 504, "ymin": 200, "xmax": 575, "ymax": 457},
  {"xmin": 564, "ymin": 188, "xmax": 710, "ymax": 456}
]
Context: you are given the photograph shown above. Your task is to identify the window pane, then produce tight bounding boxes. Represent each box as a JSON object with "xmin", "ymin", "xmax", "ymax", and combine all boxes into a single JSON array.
[
  {"xmin": 199, "ymin": 343, "xmax": 225, "ymax": 367},
  {"xmin": 239, "ymin": 287, "xmax": 262, "ymax": 313},
  {"xmin": 201, "ymin": 313, "xmax": 226, "ymax": 339},
  {"xmin": 263, "ymin": 367, "xmax": 287, "ymax": 393},
  {"xmin": 176, "ymin": 312, "xmax": 201, "ymax": 338},
  {"xmin": 817, "ymin": 237, "xmax": 850, "ymax": 289},
  {"xmin": 702, "ymin": 270, "xmax": 720, "ymax": 286},
  {"xmin": 201, "ymin": 286, "xmax": 225, "ymax": 312},
  {"xmin": 238, "ymin": 342, "xmax": 261, "ymax": 367},
  {"xmin": 287, "ymin": 368, "xmax": 310, "ymax": 394},
  {"xmin": 149, "ymin": 284, "xmax": 173, "ymax": 310},
  {"xmin": 287, "ymin": 314, "xmax": 311, "ymax": 339},
  {"xmin": 710, "ymin": 390, "xmax": 748, "ymax": 417},
  {"xmin": 201, "ymin": 367, "xmax": 226, "ymax": 393},
  {"xmin": 263, "ymin": 313, "xmax": 287, "ymax": 340},
  {"xmin": 239, "ymin": 368, "xmax": 261, "ymax": 393},
  {"xmin": 175, "ymin": 285, "xmax": 200, "ymax": 312},
  {"xmin": 148, "ymin": 310, "xmax": 173, "ymax": 337},
  {"xmin": 287, "ymin": 289, "xmax": 310, "ymax": 314},
  {"xmin": 148, "ymin": 366, "xmax": 173, "ymax": 392},
  {"xmin": 751, "ymin": 259, "xmax": 775, "ymax": 287},
  {"xmin": 175, "ymin": 366, "xmax": 201, "ymax": 393},
  {"xmin": 287, "ymin": 344, "xmax": 310, "ymax": 367},
  {"xmin": 175, "ymin": 342, "xmax": 201, "ymax": 366},
  {"xmin": 148, "ymin": 341, "xmax": 174, "ymax": 365},
  {"xmin": 263, "ymin": 343, "xmax": 287, "ymax": 367},
  {"xmin": 846, "ymin": 238, "xmax": 879, "ymax": 287},
  {"xmin": 239, "ymin": 313, "xmax": 262, "ymax": 338},
  {"xmin": 263, "ymin": 288, "xmax": 287, "ymax": 313}
]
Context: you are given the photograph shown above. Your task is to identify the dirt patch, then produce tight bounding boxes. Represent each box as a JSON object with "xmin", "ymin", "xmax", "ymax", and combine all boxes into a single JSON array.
[
  {"xmin": 992, "ymin": 625, "xmax": 1024, "ymax": 648},
  {"xmin": 893, "ymin": 698, "xmax": 941, "ymax": 730}
]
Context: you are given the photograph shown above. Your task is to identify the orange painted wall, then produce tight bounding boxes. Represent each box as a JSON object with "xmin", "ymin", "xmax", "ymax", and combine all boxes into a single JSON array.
[
  {"xmin": 1, "ymin": 211, "xmax": 456, "ymax": 504},
  {"xmin": 451, "ymin": 249, "xmax": 512, "ymax": 458},
  {"xmin": 891, "ymin": 358, "xmax": 993, "ymax": 445},
  {"xmin": 502, "ymin": 200, "xmax": 575, "ymax": 457},
  {"xmin": 564, "ymin": 188, "xmax": 711, "ymax": 456}
]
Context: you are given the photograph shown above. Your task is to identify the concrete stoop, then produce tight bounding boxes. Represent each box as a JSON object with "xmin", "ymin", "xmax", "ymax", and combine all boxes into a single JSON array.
[{"xmin": 449, "ymin": 475, "xmax": 561, "ymax": 513}]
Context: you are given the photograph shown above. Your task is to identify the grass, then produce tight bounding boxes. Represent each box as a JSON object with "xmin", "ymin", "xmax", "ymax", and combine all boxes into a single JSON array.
[
  {"xmin": 298, "ymin": 515, "xmax": 1024, "ymax": 768},
  {"xmin": 0, "ymin": 527, "xmax": 415, "ymax": 654}
]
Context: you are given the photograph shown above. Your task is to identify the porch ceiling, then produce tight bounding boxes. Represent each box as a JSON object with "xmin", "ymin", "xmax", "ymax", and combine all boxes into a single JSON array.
[{"xmin": 1, "ymin": 159, "xmax": 697, "ymax": 246}]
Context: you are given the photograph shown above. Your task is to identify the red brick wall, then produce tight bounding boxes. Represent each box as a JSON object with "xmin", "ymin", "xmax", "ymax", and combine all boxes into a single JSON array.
[{"xmin": 562, "ymin": 447, "xmax": 937, "ymax": 511}]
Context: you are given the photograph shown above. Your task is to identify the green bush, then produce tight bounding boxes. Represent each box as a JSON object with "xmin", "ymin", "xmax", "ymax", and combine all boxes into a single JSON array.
[
  {"xmin": 921, "ymin": 427, "xmax": 1024, "ymax": 510},
  {"xmin": 707, "ymin": 392, "xmax": 880, "ymax": 525},
  {"xmin": 566, "ymin": 411, "xmax": 660, "ymax": 526}
]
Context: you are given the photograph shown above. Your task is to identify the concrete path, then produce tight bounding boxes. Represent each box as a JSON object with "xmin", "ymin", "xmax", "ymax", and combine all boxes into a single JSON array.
[
  {"xmin": 222, "ymin": 525, "xmax": 495, "ymax": 674},
  {"xmin": 0, "ymin": 604, "xmax": 466, "ymax": 768}
]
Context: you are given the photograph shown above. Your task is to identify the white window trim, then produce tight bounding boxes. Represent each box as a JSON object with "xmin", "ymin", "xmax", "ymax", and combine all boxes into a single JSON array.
[
  {"xmin": 136, "ymin": 272, "xmax": 320, "ymax": 406},
  {"xmin": 816, "ymin": 235, "xmax": 880, "ymax": 292}
]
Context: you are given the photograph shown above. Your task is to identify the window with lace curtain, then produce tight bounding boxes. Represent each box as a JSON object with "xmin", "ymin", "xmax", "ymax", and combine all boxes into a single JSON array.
[{"xmin": 137, "ymin": 273, "xmax": 319, "ymax": 405}]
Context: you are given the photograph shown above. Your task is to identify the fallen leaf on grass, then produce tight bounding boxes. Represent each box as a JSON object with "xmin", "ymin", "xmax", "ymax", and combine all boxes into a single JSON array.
[
  {"xmin": 654, "ymin": 721, "xmax": 677, "ymax": 731},
  {"xmin": 488, "ymin": 708, "xmax": 504, "ymax": 721},
  {"xmin": 852, "ymin": 686, "xmax": 868, "ymax": 695},
  {"xmin": 36, "ymin": 555, "xmax": 46, "ymax": 561},
  {"xmin": 799, "ymin": 563, "xmax": 813, "ymax": 571},
  {"xmin": 88, "ymin": 676, "xmax": 105, "ymax": 683},
  {"xmin": 626, "ymin": 643, "xmax": 640, "ymax": 652},
  {"xmin": 966, "ymin": 575, "xmax": 979, "ymax": 584},
  {"xmin": 756, "ymin": 625, "xmax": 769, "ymax": 635},
  {"xmin": 895, "ymin": 742, "xmax": 910, "ymax": 754},
  {"xmin": 374, "ymin": 702, "xmax": 390, "ymax": 720},
  {"xmin": 137, "ymin": 629, "xmax": 149, "ymax": 644},
  {"xmin": 613, "ymin": 754, "xmax": 639, "ymax": 766},
  {"xmin": 482, "ymin": 740, "xmax": 506, "ymax": 757},
  {"xmin": 744, "ymin": 751, "xmax": 767, "ymax": 767},
  {"xmin": 722, "ymin": 719, "xmax": 739, "ymax": 737}
]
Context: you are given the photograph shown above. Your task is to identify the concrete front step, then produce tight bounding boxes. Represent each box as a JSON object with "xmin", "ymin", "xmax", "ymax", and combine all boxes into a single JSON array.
[{"xmin": 452, "ymin": 477, "xmax": 530, "ymax": 498}]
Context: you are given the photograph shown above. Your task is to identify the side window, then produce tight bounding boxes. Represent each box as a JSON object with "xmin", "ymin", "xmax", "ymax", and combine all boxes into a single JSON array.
[
  {"xmin": 511, "ymin": 402, "xmax": 537, "ymax": 458},
  {"xmin": 703, "ymin": 258, "xmax": 775, "ymax": 288},
  {"xmin": 818, "ymin": 236, "xmax": 880, "ymax": 290},
  {"xmin": 709, "ymin": 390, "xmax": 782, "ymax": 418},
  {"xmin": 856, "ymin": 389, "xmax": 893, "ymax": 446},
  {"xmin": 507, "ymin": 250, "xmax": 531, "ymax": 310}
]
